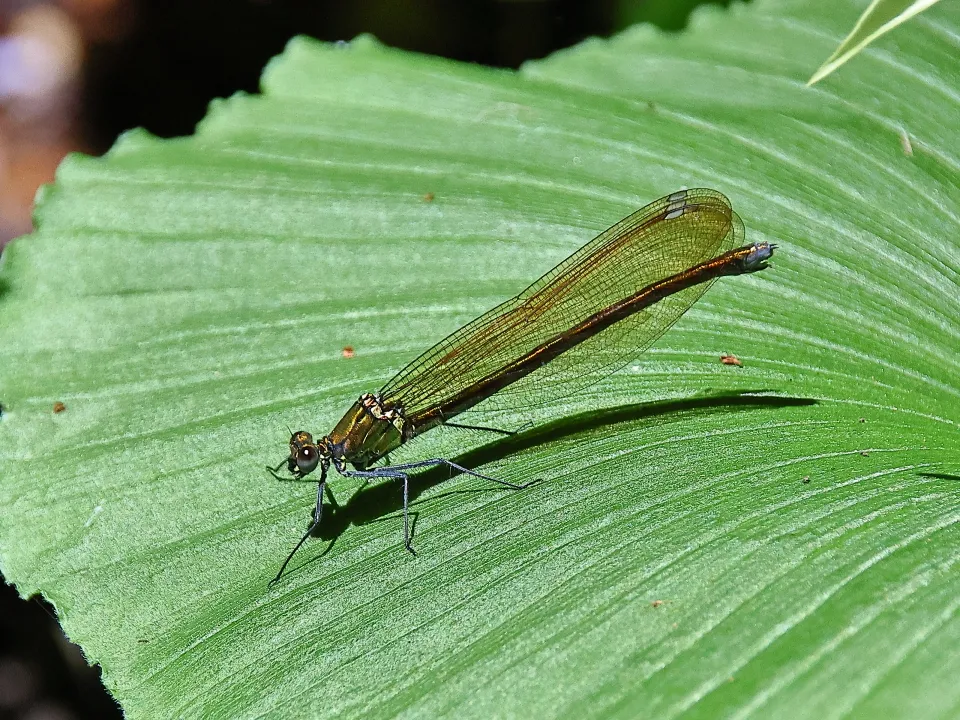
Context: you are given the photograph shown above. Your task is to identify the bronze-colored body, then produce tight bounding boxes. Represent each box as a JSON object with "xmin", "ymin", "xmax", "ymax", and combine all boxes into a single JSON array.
[
  {"xmin": 306, "ymin": 238, "xmax": 771, "ymax": 474},
  {"xmin": 327, "ymin": 394, "xmax": 405, "ymax": 470}
]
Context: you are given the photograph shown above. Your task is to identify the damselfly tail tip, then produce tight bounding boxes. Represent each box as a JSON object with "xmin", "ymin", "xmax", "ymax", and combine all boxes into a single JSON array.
[{"xmin": 742, "ymin": 241, "xmax": 775, "ymax": 272}]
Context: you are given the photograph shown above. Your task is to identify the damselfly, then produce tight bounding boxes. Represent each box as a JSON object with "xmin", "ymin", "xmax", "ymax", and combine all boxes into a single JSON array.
[{"xmin": 270, "ymin": 188, "xmax": 775, "ymax": 581}]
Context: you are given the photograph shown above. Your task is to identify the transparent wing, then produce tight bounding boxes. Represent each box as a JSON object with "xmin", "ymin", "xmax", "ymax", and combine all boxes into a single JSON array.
[{"xmin": 380, "ymin": 188, "xmax": 743, "ymax": 420}]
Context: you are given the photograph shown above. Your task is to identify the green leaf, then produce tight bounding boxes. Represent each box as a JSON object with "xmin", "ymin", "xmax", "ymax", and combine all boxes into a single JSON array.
[
  {"xmin": 1, "ymin": 0, "xmax": 958, "ymax": 717},
  {"xmin": 807, "ymin": 0, "xmax": 944, "ymax": 85}
]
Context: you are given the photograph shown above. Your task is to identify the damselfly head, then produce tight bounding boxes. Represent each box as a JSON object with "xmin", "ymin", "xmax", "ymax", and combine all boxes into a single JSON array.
[{"xmin": 288, "ymin": 430, "xmax": 322, "ymax": 476}]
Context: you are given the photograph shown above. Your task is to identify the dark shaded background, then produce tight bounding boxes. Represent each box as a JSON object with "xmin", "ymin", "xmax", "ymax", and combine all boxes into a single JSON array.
[{"xmin": 0, "ymin": 1, "xmax": 735, "ymax": 716}]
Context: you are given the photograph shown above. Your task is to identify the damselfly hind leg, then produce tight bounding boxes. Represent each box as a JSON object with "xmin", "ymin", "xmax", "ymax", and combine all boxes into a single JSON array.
[
  {"xmin": 444, "ymin": 421, "xmax": 516, "ymax": 436},
  {"xmin": 342, "ymin": 458, "xmax": 539, "ymax": 554}
]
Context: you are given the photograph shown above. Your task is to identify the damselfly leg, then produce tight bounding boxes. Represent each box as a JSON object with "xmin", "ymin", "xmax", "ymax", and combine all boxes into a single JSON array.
[{"xmin": 341, "ymin": 459, "xmax": 539, "ymax": 554}]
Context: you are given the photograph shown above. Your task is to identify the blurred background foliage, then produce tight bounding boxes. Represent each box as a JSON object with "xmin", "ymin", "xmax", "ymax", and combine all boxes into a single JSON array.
[{"xmin": 0, "ymin": 2, "xmax": 737, "ymax": 716}]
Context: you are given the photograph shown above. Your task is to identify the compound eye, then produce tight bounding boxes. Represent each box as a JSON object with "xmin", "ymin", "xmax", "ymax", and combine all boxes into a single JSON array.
[{"xmin": 296, "ymin": 445, "xmax": 320, "ymax": 474}]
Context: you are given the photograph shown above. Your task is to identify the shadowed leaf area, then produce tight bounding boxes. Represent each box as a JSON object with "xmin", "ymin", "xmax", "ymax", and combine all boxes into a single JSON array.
[{"xmin": 0, "ymin": 0, "xmax": 957, "ymax": 717}]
